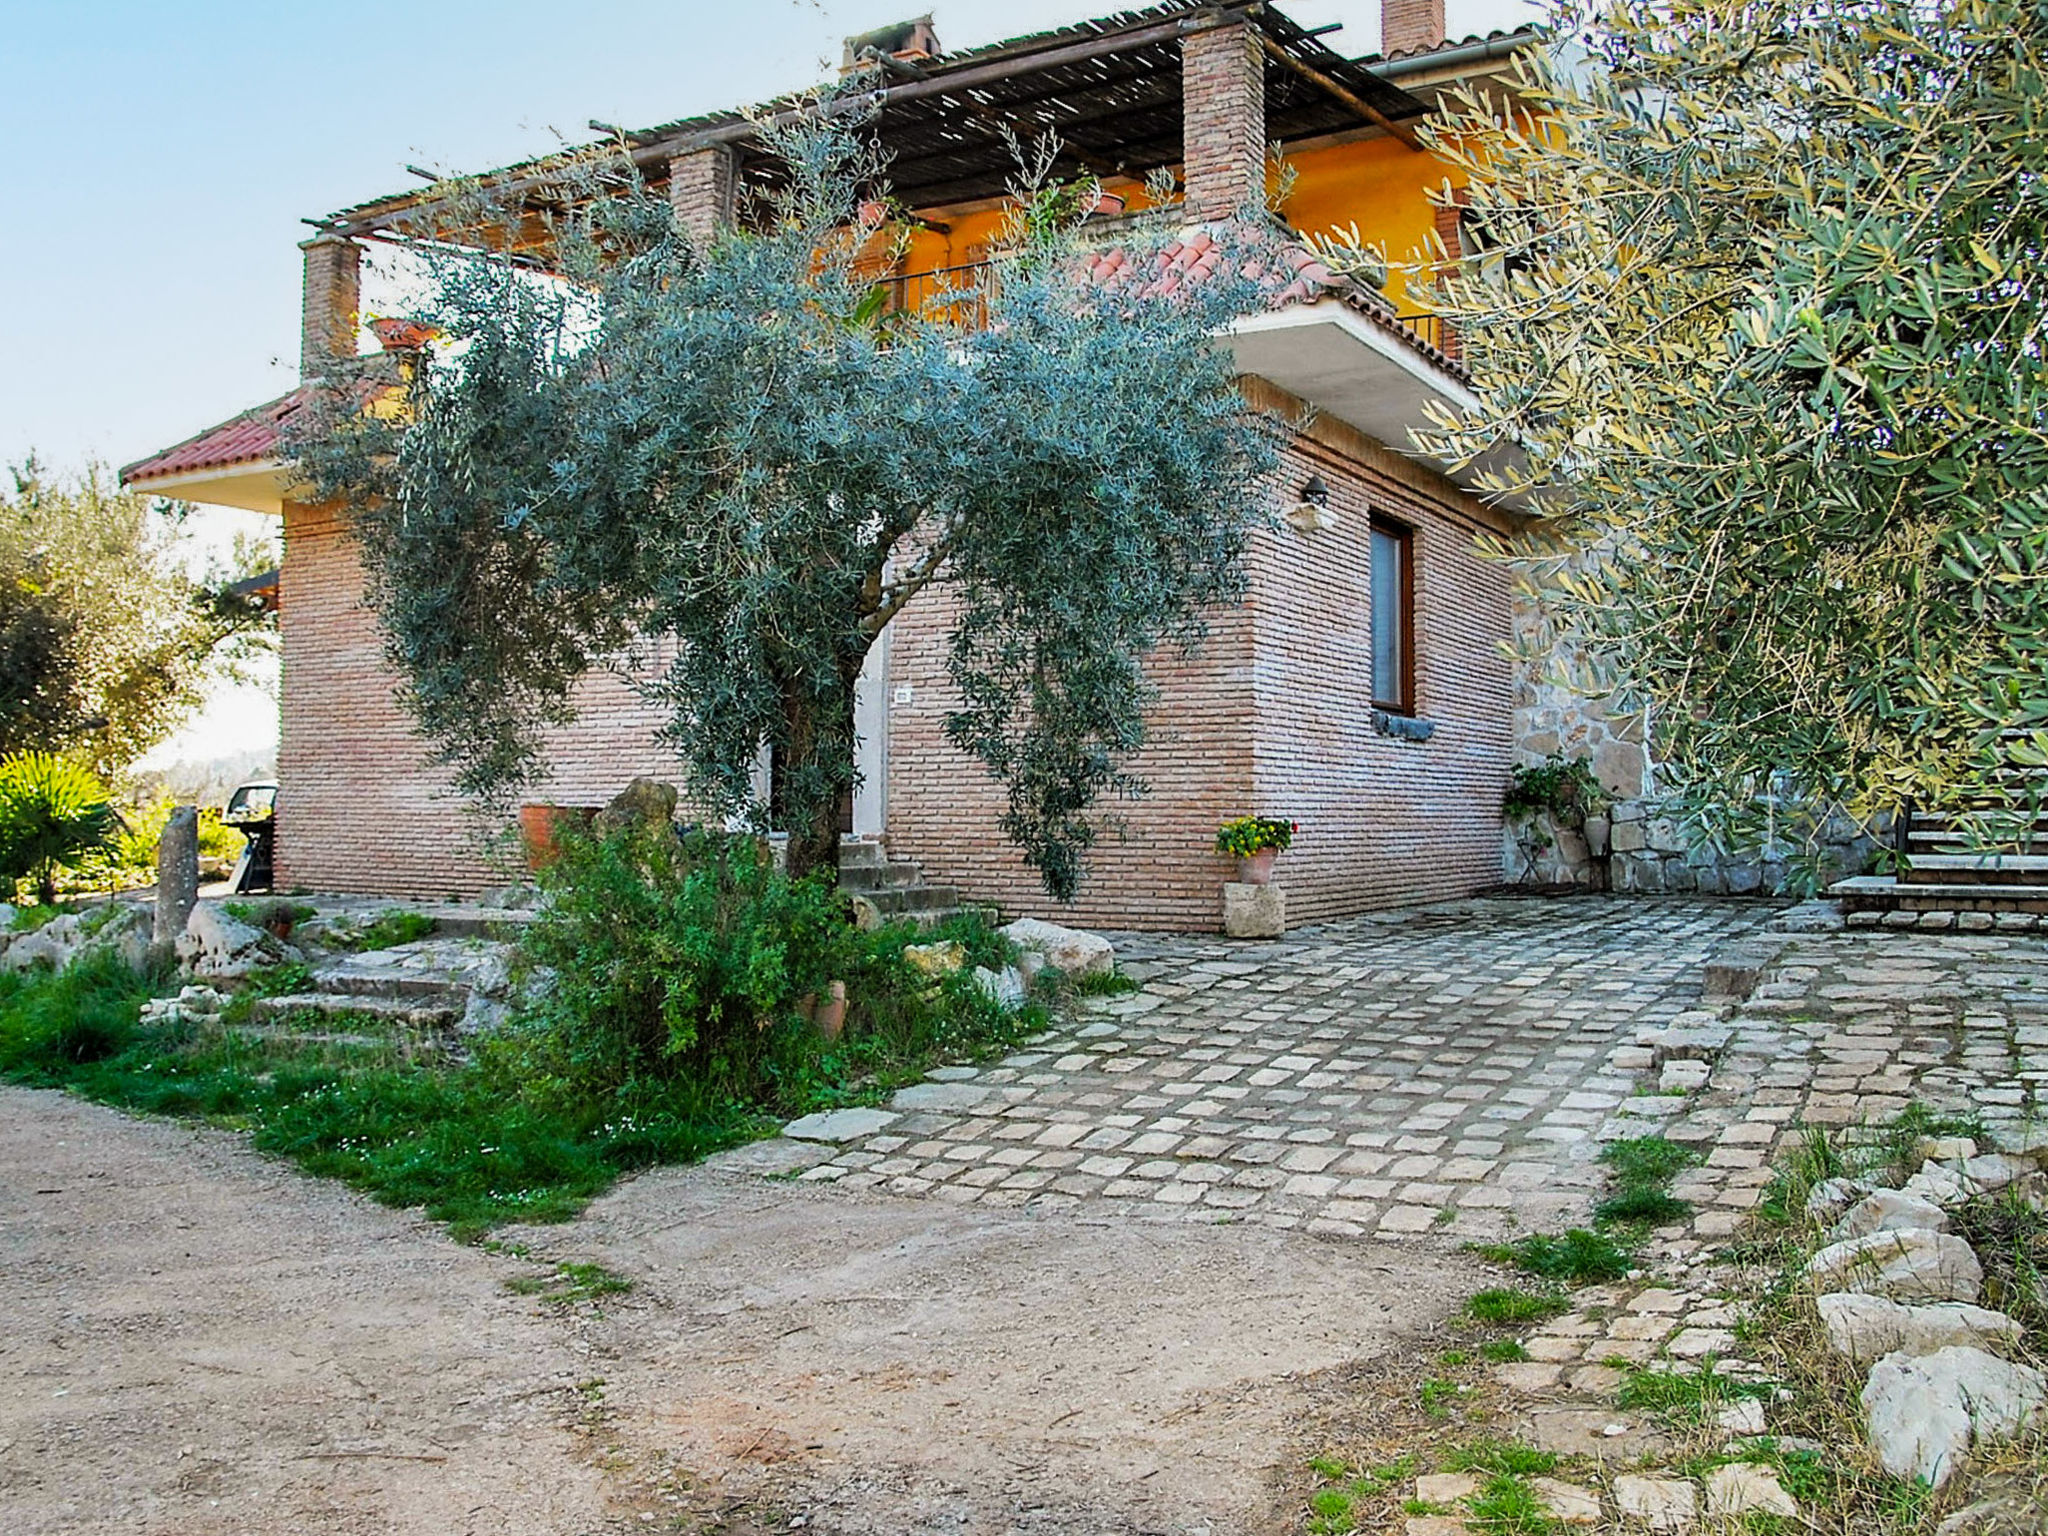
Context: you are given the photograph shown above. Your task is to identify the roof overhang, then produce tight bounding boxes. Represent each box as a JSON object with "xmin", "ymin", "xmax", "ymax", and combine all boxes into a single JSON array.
[
  {"xmin": 1223, "ymin": 301, "xmax": 1526, "ymax": 506},
  {"xmin": 124, "ymin": 459, "xmax": 291, "ymax": 516}
]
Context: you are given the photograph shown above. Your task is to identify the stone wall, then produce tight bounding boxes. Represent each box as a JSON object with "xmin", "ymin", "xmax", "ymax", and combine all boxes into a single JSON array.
[{"xmin": 1504, "ymin": 578, "xmax": 1883, "ymax": 895}]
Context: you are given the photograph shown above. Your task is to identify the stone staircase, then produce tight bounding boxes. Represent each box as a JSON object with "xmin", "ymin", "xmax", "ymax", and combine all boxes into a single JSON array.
[
  {"xmin": 1831, "ymin": 761, "xmax": 2048, "ymax": 926},
  {"xmin": 836, "ymin": 837, "xmax": 985, "ymax": 927},
  {"xmin": 246, "ymin": 936, "xmax": 512, "ymax": 1057}
]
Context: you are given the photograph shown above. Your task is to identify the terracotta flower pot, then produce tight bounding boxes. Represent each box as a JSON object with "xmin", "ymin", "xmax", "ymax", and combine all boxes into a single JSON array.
[
  {"xmin": 1239, "ymin": 847, "xmax": 1278, "ymax": 885},
  {"xmin": 1090, "ymin": 191, "xmax": 1127, "ymax": 217},
  {"xmin": 815, "ymin": 979, "xmax": 848, "ymax": 1041},
  {"xmin": 518, "ymin": 803, "xmax": 593, "ymax": 872}
]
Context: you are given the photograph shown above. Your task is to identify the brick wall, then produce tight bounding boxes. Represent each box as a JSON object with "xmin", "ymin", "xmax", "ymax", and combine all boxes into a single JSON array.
[
  {"xmin": 1181, "ymin": 19, "xmax": 1266, "ymax": 221},
  {"xmin": 275, "ymin": 500, "xmax": 692, "ymax": 898},
  {"xmin": 1248, "ymin": 412, "xmax": 1515, "ymax": 926},
  {"xmin": 881, "ymin": 386, "xmax": 1516, "ymax": 932}
]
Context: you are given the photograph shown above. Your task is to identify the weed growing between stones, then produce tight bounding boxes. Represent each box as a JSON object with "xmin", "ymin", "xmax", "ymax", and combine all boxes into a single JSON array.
[
  {"xmin": 503, "ymin": 1259, "xmax": 634, "ymax": 1307},
  {"xmin": 1466, "ymin": 1288, "xmax": 1569, "ymax": 1326},
  {"xmin": 1471, "ymin": 1227, "xmax": 1635, "ymax": 1284}
]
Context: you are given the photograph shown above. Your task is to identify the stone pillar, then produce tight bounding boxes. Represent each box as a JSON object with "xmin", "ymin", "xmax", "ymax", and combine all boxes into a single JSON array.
[
  {"xmin": 154, "ymin": 806, "xmax": 199, "ymax": 953},
  {"xmin": 1181, "ymin": 19, "xmax": 1266, "ymax": 221},
  {"xmin": 1382, "ymin": 0, "xmax": 1448, "ymax": 57},
  {"xmin": 299, "ymin": 233, "xmax": 362, "ymax": 378},
  {"xmin": 669, "ymin": 145, "xmax": 738, "ymax": 242}
]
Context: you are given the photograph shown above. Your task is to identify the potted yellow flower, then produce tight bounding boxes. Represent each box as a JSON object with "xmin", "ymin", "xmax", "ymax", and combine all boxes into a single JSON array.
[{"xmin": 1215, "ymin": 815, "xmax": 1297, "ymax": 885}]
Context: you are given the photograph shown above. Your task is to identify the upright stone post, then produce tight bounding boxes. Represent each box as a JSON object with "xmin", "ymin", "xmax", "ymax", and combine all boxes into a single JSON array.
[{"xmin": 154, "ymin": 806, "xmax": 200, "ymax": 955}]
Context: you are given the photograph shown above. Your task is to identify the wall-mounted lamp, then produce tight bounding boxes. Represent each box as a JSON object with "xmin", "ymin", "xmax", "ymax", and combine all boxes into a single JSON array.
[{"xmin": 1284, "ymin": 473, "xmax": 1338, "ymax": 532}]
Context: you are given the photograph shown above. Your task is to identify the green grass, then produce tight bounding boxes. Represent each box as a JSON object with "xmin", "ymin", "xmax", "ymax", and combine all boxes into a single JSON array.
[
  {"xmin": 1466, "ymin": 1286, "xmax": 1568, "ymax": 1325},
  {"xmin": 1480, "ymin": 1338, "xmax": 1532, "ymax": 1363},
  {"xmin": 1438, "ymin": 1441, "xmax": 1558, "ymax": 1477},
  {"xmin": 1418, "ymin": 1376, "xmax": 1464, "ymax": 1419},
  {"xmin": 1068, "ymin": 968, "xmax": 1139, "ymax": 998},
  {"xmin": 1305, "ymin": 1453, "xmax": 1416, "ymax": 1535},
  {"xmin": 1471, "ymin": 1228, "xmax": 1635, "ymax": 1283},
  {"xmin": 1592, "ymin": 1134, "xmax": 1701, "ymax": 1229},
  {"xmin": 348, "ymin": 909, "xmax": 439, "ymax": 952},
  {"xmin": 1465, "ymin": 1473, "xmax": 1559, "ymax": 1535},
  {"xmin": 504, "ymin": 1259, "xmax": 634, "ymax": 1305},
  {"xmin": 1615, "ymin": 1364, "xmax": 1773, "ymax": 1423},
  {"xmin": 0, "ymin": 937, "xmax": 1040, "ymax": 1241}
]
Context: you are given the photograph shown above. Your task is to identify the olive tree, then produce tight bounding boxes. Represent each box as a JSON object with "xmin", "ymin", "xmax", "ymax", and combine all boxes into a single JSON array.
[
  {"xmin": 1414, "ymin": 0, "xmax": 2048, "ymax": 856},
  {"xmin": 294, "ymin": 115, "xmax": 1280, "ymax": 896}
]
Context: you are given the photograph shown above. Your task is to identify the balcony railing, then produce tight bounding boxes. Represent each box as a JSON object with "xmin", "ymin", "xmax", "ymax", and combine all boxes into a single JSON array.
[
  {"xmin": 870, "ymin": 261, "xmax": 998, "ymax": 328},
  {"xmin": 872, "ymin": 258, "xmax": 1458, "ymax": 365}
]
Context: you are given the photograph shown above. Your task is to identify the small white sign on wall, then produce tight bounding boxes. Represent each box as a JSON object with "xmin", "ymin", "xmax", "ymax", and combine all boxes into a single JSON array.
[{"xmin": 893, "ymin": 684, "xmax": 914, "ymax": 705}]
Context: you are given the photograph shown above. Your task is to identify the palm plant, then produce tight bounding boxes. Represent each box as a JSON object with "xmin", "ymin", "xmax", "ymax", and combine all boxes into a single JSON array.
[{"xmin": 0, "ymin": 751, "xmax": 118, "ymax": 904}]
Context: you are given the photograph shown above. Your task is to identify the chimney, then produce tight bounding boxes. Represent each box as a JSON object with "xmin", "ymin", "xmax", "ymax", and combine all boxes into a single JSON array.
[
  {"xmin": 841, "ymin": 16, "xmax": 940, "ymax": 74},
  {"xmin": 298, "ymin": 233, "xmax": 361, "ymax": 379},
  {"xmin": 1382, "ymin": 0, "xmax": 1448, "ymax": 57},
  {"xmin": 1181, "ymin": 17, "xmax": 1266, "ymax": 222}
]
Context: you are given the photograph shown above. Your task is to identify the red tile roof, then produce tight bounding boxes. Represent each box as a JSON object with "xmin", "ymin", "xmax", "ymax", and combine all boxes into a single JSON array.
[{"xmin": 121, "ymin": 389, "xmax": 308, "ymax": 487}]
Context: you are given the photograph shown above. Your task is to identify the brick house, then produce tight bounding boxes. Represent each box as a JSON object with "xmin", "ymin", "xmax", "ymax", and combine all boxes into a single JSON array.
[{"xmin": 123, "ymin": 0, "xmax": 1541, "ymax": 930}]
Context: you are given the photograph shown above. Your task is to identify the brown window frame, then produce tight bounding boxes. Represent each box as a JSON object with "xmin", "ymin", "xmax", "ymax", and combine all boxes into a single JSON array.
[{"xmin": 1370, "ymin": 516, "xmax": 1416, "ymax": 716}]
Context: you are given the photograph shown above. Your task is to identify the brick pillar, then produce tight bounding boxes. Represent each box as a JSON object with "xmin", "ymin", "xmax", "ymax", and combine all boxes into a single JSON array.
[
  {"xmin": 1382, "ymin": 0, "xmax": 1447, "ymax": 57},
  {"xmin": 1181, "ymin": 19, "xmax": 1266, "ymax": 222},
  {"xmin": 299, "ymin": 233, "xmax": 361, "ymax": 378},
  {"xmin": 1431, "ymin": 197, "xmax": 1463, "ymax": 363},
  {"xmin": 669, "ymin": 145, "xmax": 738, "ymax": 242}
]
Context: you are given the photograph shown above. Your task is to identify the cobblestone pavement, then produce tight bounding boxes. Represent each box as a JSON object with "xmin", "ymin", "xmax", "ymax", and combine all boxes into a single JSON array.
[{"xmin": 796, "ymin": 898, "xmax": 1780, "ymax": 1242}]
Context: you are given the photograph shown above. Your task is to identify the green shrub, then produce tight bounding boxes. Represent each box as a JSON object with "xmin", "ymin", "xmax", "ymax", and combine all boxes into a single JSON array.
[
  {"xmin": 351, "ymin": 909, "xmax": 437, "ymax": 951},
  {"xmin": 0, "ymin": 752, "xmax": 119, "ymax": 904}
]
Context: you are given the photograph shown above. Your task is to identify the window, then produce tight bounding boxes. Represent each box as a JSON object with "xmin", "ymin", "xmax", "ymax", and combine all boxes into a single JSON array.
[{"xmin": 1370, "ymin": 519, "xmax": 1414, "ymax": 714}]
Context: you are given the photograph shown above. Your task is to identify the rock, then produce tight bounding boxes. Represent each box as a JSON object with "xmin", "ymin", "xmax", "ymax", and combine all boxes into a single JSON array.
[
  {"xmin": 1613, "ymin": 1474, "xmax": 1697, "ymax": 1532},
  {"xmin": 847, "ymin": 894, "xmax": 883, "ymax": 932},
  {"xmin": 1806, "ymin": 1176, "xmax": 1877, "ymax": 1225},
  {"xmin": 153, "ymin": 806, "xmax": 200, "ymax": 952},
  {"xmin": 1221, "ymin": 881, "xmax": 1285, "ymax": 939},
  {"xmin": 1529, "ymin": 1477, "xmax": 1600, "ymax": 1524},
  {"xmin": 1819, "ymin": 1293, "xmax": 2024, "ymax": 1366},
  {"xmin": 903, "ymin": 940, "xmax": 966, "ymax": 976},
  {"xmin": 1863, "ymin": 1346, "xmax": 2046, "ymax": 1487},
  {"xmin": 1772, "ymin": 899, "xmax": 1845, "ymax": 933},
  {"xmin": 1703, "ymin": 939, "xmax": 1784, "ymax": 1000},
  {"xmin": 782, "ymin": 1107, "xmax": 898, "ymax": 1143},
  {"xmin": 1807, "ymin": 1228, "xmax": 1983, "ymax": 1303},
  {"xmin": 890, "ymin": 1080, "xmax": 989, "ymax": 1111},
  {"xmin": 1906, "ymin": 1164, "xmax": 1977, "ymax": 1208},
  {"xmin": 972, "ymin": 964, "xmax": 1026, "ymax": 1010},
  {"xmin": 1831, "ymin": 1189, "xmax": 1952, "ymax": 1243},
  {"xmin": 0, "ymin": 902, "xmax": 15, "ymax": 929},
  {"xmin": 1995, "ymin": 1125, "xmax": 2048, "ymax": 1166},
  {"xmin": 1715, "ymin": 1398, "xmax": 1767, "ymax": 1436},
  {"xmin": 1659, "ymin": 1059, "xmax": 1712, "ymax": 1094},
  {"xmin": 1414, "ymin": 1472, "xmax": 1480, "ymax": 1504},
  {"xmin": 1960, "ymin": 1154, "xmax": 2029, "ymax": 1195},
  {"xmin": 176, "ymin": 903, "xmax": 300, "ymax": 982},
  {"xmin": 459, "ymin": 993, "xmax": 511, "ymax": 1036},
  {"xmin": 999, "ymin": 917, "xmax": 1114, "ymax": 977},
  {"xmin": 1403, "ymin": 1519, "xmax": 1468, "ymax": 1536},
  {"xmin": 1935, "ymin": 1472, "xmax": 2048, "ymax": 1536},
  {"xmin": 592, "ymin": 777, "xmax": 678, "ymax": 835},
  {"xmin": 1705, "ymin": 1464, "xmax": 1797, "ymax": 1518},
  {"xmin": 1920, "ymin": 1136, "xmax": 1980, "ymax": 1165}
]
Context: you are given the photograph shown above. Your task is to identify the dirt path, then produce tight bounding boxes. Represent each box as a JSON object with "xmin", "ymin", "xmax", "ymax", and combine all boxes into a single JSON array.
[{"xmin": 0, "ymin": 1091, "xmax": 1477, "ymax": 1535}]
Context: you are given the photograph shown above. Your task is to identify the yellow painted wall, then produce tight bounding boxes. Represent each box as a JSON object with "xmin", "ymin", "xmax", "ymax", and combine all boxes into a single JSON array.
[{"xmin": 893, "ymin": 132, "xmax": 1458, "ymax": 316}]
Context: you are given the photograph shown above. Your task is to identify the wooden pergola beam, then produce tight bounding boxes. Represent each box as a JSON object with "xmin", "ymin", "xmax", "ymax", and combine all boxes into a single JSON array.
[{"xmin": 1256, "ymin": 32, "xmax": 1421, "ymax": 148}]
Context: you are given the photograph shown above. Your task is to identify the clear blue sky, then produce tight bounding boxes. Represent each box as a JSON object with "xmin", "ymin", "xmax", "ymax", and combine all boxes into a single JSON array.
[{"xmin": 0, "ymin": 0, "xmax": 1534, "ymax": 478}]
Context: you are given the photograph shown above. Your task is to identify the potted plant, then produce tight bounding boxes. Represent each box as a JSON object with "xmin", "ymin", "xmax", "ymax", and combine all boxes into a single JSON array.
[
  {"xmin": 517, "ymin": 804, "xmax": 594, "ymax": 872},
  {"xmin": 1216, "ymin": 815, "xmax": 1297, "ymax": 885}
]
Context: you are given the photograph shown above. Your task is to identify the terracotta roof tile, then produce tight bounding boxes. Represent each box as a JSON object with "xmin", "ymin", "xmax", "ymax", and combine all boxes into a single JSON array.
[{"xmin": 122, "ymin": 390, "xmax": 308, "ymax": 486}]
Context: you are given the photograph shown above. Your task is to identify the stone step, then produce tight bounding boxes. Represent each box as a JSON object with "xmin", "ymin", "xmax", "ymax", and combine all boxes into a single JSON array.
[
  {"xmin": 308, "ymin": 968, "xmax": 472, "ymax": 1004},
  {"xmin": 1830, "ymin": 873, "xmax": 2048, "ymax": 914},
  {"xmin": 1900, "ymin": 854, "xmax": 2048, "ymax": 886},
  {"xmin": 838, "ymin": 860, "xmax": 923, "ymax": 892},
  {"xmin": 249, "ymin": 992, "xmax": 464, "ymax": 1029},
  {"xmin": 862, "ymin": 884, "xmax": 961, "ymax": 915}
]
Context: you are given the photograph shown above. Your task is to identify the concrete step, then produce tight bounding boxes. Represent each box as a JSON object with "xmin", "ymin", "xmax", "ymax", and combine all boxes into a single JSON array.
[
  {"xmin": 308, "ymin": 968, "xmax": 471, "ymax": 1004},
  {"xmin": 862, "ymin": 884, "xmax": 961, "ymax": 915},
  {"xmin": 838, "ymin": 860, "xmax": 923, "ymax": 892}
]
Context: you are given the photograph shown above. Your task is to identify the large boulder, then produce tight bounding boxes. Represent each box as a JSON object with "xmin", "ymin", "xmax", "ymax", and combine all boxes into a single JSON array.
[
  {"xmin": 177, "ymin": 903, "xmax": 301, "ymax": 982},
  {"xmin": 1862, "ymin": 1346, "xmax": 2045, "ymax": 1487},
  {"xmin": 1000, "ymin": 917, "xmax": 1113, "ymax": 978},
  {"xmin": 1808, "ymin": 1228, "xmax": 1983, "ymax": 1303},
  {"xmin": 1806, "ymin": 1176, "xmax": 1877, "ymax": 1226},
  {"xmin": 1818, "ymin": 1293, "xmax": 2023, "ymax": 1366},
  {"xmin": 0, "ymin": 904, "xmax": 151, "ymax": 974},
  {"xmin": 592, "ymin": 777, "xmax": 678, "ymax": 836}
]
